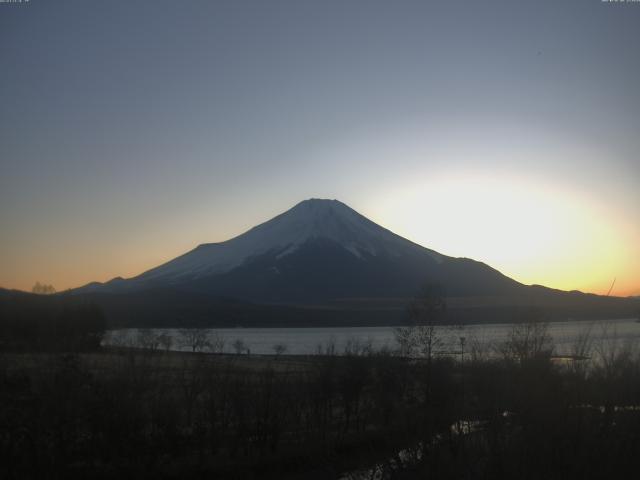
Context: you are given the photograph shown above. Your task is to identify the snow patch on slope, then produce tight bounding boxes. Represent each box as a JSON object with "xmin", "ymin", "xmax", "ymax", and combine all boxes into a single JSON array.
[{"xmin": 128, "ymin": 199, "xmax": 443, "ymax": 285}]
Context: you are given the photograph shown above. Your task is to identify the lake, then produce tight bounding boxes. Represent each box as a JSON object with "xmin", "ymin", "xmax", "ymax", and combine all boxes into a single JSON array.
[{"xmin": 104, "ymin": 318, "xmax": 640, "ymax": 357}]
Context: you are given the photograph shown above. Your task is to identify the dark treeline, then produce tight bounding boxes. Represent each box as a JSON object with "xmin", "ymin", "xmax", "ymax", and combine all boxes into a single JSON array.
[
  {"xmin": 0, "ymin": 292, "xmax": 106, "ymax": 351},
  {"xmin": 2, "ymin": 339, "xmax": 640, "ymax": 479},
  {"xmin": 76, "ymin": 286, "xmax": 639, "ymax": 329}
]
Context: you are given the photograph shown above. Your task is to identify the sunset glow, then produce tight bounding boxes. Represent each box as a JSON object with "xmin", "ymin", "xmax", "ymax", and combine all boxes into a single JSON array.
[
  {"xmin": 372, "ymin": 175, "xmax": 638, "ymax": 297},
  {"xmin": 0, "ymin": 0, "xmax": 638, "ymax": 297},
  {"xmin": 3, "ymin": 3, "xmax": 640, "ymax": 477}
]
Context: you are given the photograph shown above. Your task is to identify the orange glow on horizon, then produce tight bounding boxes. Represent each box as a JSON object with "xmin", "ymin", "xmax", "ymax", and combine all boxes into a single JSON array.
[
  {"xmin": 370, "ymin": 174, "xmax": 639, "ymax": 298},
  {"xmin": 2, "ymin": 182, "xmax": 638, "ymax": 297}
]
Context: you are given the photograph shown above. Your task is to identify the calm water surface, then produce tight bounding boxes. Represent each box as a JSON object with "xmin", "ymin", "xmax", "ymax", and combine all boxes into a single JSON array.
[{"xmin": 105, "ymin": 318, "xmax": 640, "ymax": 356}]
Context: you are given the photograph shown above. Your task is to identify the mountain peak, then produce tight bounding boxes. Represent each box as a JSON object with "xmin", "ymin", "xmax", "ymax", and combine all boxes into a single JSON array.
[
  {"xmin": 128, "ymin": 199, "xmax": 442, "ymax": 285},
  {"xmin": 73, "ymin": 199, "xmax": 534, "ymax": 303},
  {"xmin": 298, "ymin": 197, "xmax": 341, "ymax": 204},
  {"xmin": 279, "ymin": 198, "xmax": 360, "ymax": 222},
  {"xmin": 290, "ymin": 198, "xmax": 351, "ymax": 214}
]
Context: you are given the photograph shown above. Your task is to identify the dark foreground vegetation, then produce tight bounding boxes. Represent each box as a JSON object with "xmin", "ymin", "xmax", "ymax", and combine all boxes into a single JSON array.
[
  {"xmin": 2, "ymin": 339, "xmax": 640, "ymax": 479},
  {"xmin": 2, "ymin": 290, "xmax": 640, "ymax": 479}
]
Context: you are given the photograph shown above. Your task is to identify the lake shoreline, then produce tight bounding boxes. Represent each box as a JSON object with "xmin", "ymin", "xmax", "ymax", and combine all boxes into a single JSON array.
[{"xmin": 104, "ymin": 317, "xmax": 640, "ymax": 357}]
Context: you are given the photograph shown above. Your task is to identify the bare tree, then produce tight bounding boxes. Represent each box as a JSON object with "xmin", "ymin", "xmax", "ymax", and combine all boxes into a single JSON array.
[
  {"xmin": 467, "ymin": 334, "xmax": 490, "ymax": 362},
  {"xmin": 343, "ymin": 337, "xmax": 373, "ymax": 356},
  {"xmin": 316, "ymin": 336, "xmax": 337, "ymax": 356},
  {"xmin": 158, "ymin": 331, "xmax": 173, "ymax": 352},
  {"xmin": 136, "ymin": 329, "xmax": 160, "ymax": 352},
  {"xmin": 394, "ymin": 325, "xmax": 417, "ymax": 356},
  {"xmin": 570, "ymin": 324, "xmax": 593, "ymax": 376},
  {"xmin": 394, "ymin": 284, "xmax": 446, "ymax": 361},
  {"xmin": 179, "ymin": 328, "xmax": 211, "ymax": 353},
  {"xmin": 232, "ymin": 338, "xmax": 246, "ymax": 355},
  {"xmin": 503, "ymin": 309, "xmax": 553, "ymax": 363},
  {"xmin": 273, "ymin": 343, "xmax": 288, "ymax": 357},
  {"xmin": 593, "ymin": 321, "xmax": 635, "ymax": 378},
  {"xmin": 571, "ymin": 325, "xmax": 593, "ymax": 359},
  {"xmin": 206, "ymin": 332, "xmax": 226, "ymax": 354},
  {"xmin": 32, "ymin": 282, "xmax": 56, "ymax": 295}
]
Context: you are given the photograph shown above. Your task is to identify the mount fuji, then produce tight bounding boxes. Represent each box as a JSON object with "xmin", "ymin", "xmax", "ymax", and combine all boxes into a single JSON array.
[
  {"xmin": 74, "ymin": 199, "xmax": 635, "ymax": 326},
  {"xmin": 80, "ymin": 198, "xmax": 521, "ymax": 302}
]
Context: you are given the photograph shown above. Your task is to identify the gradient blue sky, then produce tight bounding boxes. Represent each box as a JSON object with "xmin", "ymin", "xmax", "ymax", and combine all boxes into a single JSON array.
[{"xmin": 1, "ymin": 0, "xmax": 639, "ymax": 295}]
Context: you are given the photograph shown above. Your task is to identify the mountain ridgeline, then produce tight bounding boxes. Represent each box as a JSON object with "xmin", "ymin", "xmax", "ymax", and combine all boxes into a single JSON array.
[
  {"xmin": 73, "ymin": 199, "xmax": 637, "ymax": 327},
  {"xmin": 80, "ymin": 199, "xmax": 521, "ymax": 300}
]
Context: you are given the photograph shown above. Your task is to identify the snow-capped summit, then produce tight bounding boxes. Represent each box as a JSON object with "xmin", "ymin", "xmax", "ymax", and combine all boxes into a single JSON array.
[
  {"xmin": 69, "ymin": 199, "xmax": 637, "ymax": 324},
  {"xmin": 77, "ymin": 198, "xmax": 522, "ymax": 302},
  {"xmin": 133, "ymin": 198, "xmax": 442, "ymax": 285}
]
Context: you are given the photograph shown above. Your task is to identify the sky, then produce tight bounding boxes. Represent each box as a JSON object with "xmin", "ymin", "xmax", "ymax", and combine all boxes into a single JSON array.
[{"xmin": 1, "ymin": 0, "xmax": 638, "ymax": 296}]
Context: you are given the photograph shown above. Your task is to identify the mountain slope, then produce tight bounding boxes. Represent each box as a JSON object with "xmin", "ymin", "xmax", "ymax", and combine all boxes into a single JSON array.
[
  {"xmin": 137, "ymin": 198, "xmax": 444, "ymax": 284},
  {"xmin": 72, "ymin": 198, "xmax": 639, "ymax": 326},
  {"xmin": 79, "ymin": 198, "xmax": 522, "ymax": 301}
]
